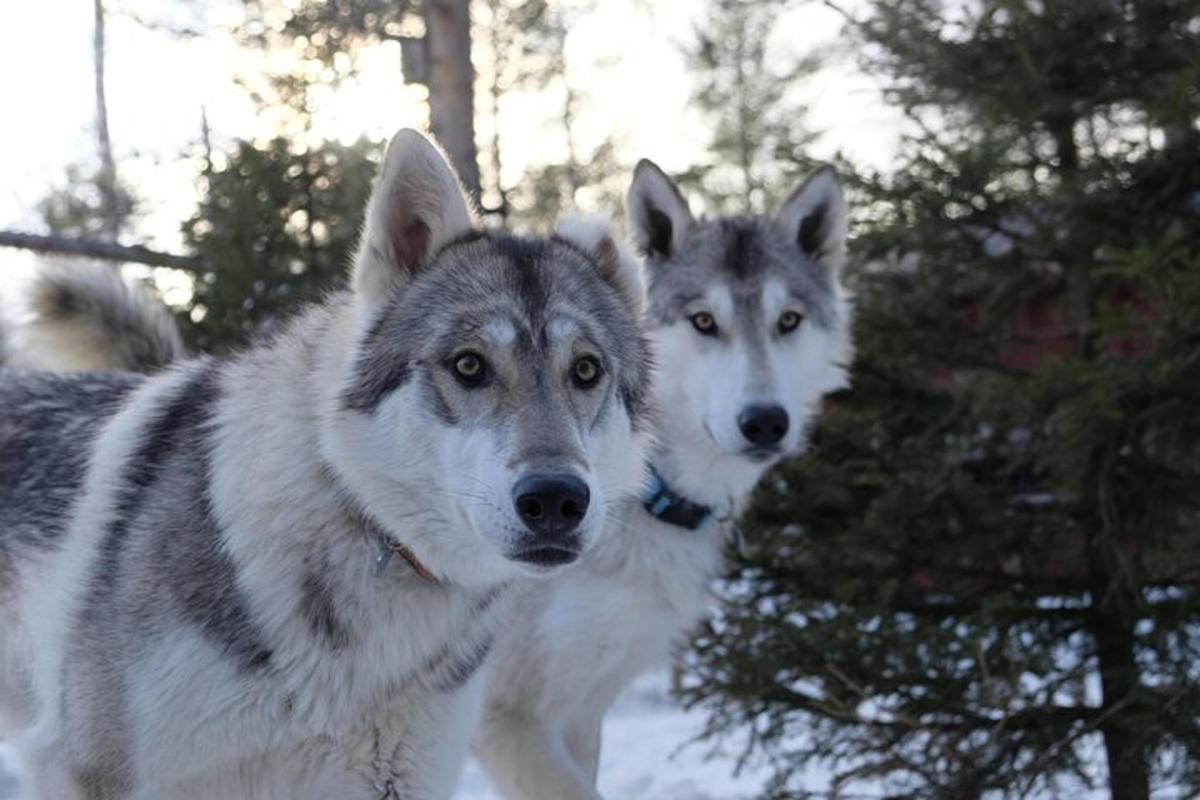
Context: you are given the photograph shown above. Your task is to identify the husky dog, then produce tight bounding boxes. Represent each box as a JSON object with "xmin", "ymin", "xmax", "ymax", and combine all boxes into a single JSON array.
[
  {"xmin": 2, "ymin": 261, "xmax": 184, "ymax": 374},
  {"xmin": 475, "ymin": 161, "xmax": 853, "ymax": 799},
  {"xmin": 0, "ymin": 129, "xmax": 651, "ymax": 800}
]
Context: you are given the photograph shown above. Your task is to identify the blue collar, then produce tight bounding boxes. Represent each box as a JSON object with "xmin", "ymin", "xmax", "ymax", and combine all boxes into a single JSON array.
[{"xmin": 641, "ymin": 464, "xmax": 714, "ymax": 530}]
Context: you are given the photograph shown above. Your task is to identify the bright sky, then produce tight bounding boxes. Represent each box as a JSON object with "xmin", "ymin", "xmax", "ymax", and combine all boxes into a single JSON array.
[{"xmin": 0, "ymin": 0, "xmax": 902, "ymax": 254}]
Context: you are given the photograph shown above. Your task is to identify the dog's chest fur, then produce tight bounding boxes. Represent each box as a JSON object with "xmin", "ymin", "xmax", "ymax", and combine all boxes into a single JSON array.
[{"xmin": 490, "ymin": 497, "xmax": 725, "ymax": 719}]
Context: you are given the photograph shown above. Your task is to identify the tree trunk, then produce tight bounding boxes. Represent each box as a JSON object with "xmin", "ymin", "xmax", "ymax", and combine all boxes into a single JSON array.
[
  {"xmin": 1054, "ymin": 107, "xmax": 1150, "ymax": 800},
  {"xmin": 484, "ymin": 1, "xmax": 507, "ymax": 219},
  {"xmin": 1087, "ymin": 504, "xmax": 1150, "ymax": 800},
  {"xmin": 1091, "ymin": 611, "xmax": 1151, "ymax": 800},
  {"xmin": 562, "ymin": 82, "xmax": 580, "ymax": 197},
  {"xmin": 94, "ymin": 0, "xmax": 121, "ymax": 240},
  {"xmin": 424, "ymin": 0, "xmax": 480, "ymax": 199}
]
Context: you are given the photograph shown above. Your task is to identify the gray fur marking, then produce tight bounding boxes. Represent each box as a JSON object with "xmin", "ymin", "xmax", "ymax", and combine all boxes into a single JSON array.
[
  {"xmin": 300, "ymin": 565, "xmax": 352, "ymax": 650},
  {"xmin": 0, "ymin": 370, "xmax": 141, "ymax": 555},
  {"xmin": 429, "ymin": 632, "xmax": 495, "ymax": 694},
  {"xmin": 80, "ymin": 363, "xmax": 274, "ymax": 674},
  {"xmin": 646, "ymin": 216, "xmax": 840, "ymax": 330}
]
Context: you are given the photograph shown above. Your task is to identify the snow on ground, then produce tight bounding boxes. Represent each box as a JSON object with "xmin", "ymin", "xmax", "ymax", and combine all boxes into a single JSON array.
[
  {"xmin": 0, "ymin": 749, "xmax": 17, "ymax": 800},
  {"xmin": 0, "ymin": 672, "xmax": 776, "ymax": 800}
]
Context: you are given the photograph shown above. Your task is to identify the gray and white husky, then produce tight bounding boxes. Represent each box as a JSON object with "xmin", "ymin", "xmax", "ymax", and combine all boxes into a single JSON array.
[
  {"xmin": 475, "ymin": 161, "xmax": 853, "ymax": 799},
  {"xmin": 0, "ymin": 129, "xmax": 651, "ymax": 800}
]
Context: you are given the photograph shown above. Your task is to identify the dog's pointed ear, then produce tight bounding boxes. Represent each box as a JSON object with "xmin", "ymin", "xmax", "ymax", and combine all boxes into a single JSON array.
[
  {"xmin": 777, "ymin": 166, "xmax": 847, "ymax": 276},
  {"xmin": 556, "ymin": 216, "xmax": 644, "ymax": 315},
  {"xmin": 626, "ymin": 159, "xmax": 694, "ymax": 261},
  {"xmin": 351, "ymin": 129, "xmax": 476, "ymax": 304}
]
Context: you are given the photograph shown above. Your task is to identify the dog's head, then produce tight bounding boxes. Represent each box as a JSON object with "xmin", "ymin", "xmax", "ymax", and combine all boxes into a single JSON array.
[
  {"xmin": 324, "ymin": 130, "xmax": 651, "ymax": 585},
  {"xmin": 628, "ymin": 160, "xmax": 852, "ymax": 494}
]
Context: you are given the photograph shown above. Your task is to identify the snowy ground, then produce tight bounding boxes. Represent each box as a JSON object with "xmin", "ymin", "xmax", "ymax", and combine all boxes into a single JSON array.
[{"xmin": 0, "ymin": 672, "xmax": 776, "ymax": 800}]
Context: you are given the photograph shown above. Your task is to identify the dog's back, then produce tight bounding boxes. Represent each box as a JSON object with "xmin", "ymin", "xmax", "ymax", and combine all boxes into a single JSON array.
[
  {"xmin": 0, "ymin": 262, "xmax": 180, "ymax": 748},
  {"xmin": 0, "ymin": 371, "xmax": 141, "ymax": 550},
  {"xmin": 0, "ymin": 369, "xmax": 142, "ymax": 737}
]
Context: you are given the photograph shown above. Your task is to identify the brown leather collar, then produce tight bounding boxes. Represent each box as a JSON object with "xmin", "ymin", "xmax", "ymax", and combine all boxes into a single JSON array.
[
  {"xmin": 377, "ymin": 537, "xmax": 439, "ymax": 583},
  {"xmin": 324, "ymin": 464, "xmax": 441, "ymax": 584}
]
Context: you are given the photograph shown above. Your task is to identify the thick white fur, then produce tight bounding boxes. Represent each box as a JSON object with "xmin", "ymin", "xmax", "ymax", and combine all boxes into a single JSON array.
[
  {"xmin": 476, "ymin": 167, "xmax": 853, "ymax": 799},
  {"xmin": 11, "ymin": 367, "xmax": 212, "ymax": 799},
  {"xmin": 1, "ymin": 130, "xmax": 647, "ymax": 799}
]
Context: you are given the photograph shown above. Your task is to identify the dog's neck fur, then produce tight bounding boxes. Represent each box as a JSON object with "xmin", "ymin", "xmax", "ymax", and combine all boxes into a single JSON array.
[
  {"xmin": 205, "ymin": 300, "xmax": 505, "ymax": 724},
  {"xmin": 645, "ymin": 396, "xmax": 775, "ymax": 524}
]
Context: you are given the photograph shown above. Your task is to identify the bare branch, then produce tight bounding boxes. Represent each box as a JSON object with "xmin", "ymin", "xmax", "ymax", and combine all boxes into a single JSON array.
[{"xmin": 0, "ymin": 231, "xmax": 205, "ymax": 273}]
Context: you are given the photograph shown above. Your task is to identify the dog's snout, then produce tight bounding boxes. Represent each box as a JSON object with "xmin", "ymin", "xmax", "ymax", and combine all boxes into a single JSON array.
[
  {"xmin": 513, "ymin": 474, "xmax": 590, "ymax": 537},
  {"xmin": 738, "ymin": 404, "xmax": 789, "ymax": 447}
]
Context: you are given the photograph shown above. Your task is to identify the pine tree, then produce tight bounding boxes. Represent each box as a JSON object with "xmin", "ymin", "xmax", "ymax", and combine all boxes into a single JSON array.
[
  {"xmin": 682, "ymin": 0, "xmax": 820, "ymax": 213},
  {"xmin": 180, "ymin": 137, "xmax": 379, "ymax": 351},
  {"xmin": 685, "ymin": 2, "xmax": 1200, "ymax": 798},
  {"xmin": 36, "ymin": 163, "xmax": 135, "ymax": 241},
  {"xmin": 241, "ymin": 0, "xmax": 620, "ymax": 227}
]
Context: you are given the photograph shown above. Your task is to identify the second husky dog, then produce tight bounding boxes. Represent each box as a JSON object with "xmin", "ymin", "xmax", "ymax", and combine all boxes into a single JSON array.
[
  {"xmin": 0, "ymin": 129, "xmax": 651, "ymax": 799},
  {"xmin": 475, "ymin": 161, "xmax": 853, "ymax": 799}
]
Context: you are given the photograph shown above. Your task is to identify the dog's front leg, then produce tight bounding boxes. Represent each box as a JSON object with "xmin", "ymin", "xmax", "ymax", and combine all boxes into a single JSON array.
[
  {"xmin": 563, "ymin": 711, "xmax": 604, "ymax": 785},
  {"xmin": 368, "ymin": 674, "xmax": 487, "ymax": 800},
  {"xmin": 475, "ymin": 710, "xmax": 602, "ymax": 800}
]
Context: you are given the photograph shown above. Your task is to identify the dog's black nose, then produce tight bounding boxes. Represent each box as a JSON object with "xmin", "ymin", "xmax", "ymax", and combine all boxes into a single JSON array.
[
  {"xmin": 513, "ymin": 474, "xmax": 590, "ymax": 538},
  {"xmin": 738, "ymin": 404, "xmax": 789, "ymax": 447}
]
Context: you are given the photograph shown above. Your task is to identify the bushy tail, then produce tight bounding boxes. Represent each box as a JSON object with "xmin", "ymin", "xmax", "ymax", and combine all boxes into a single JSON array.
[{"xmin": 6, "ymin": 263, "xmax": 184, "ymax": 374}]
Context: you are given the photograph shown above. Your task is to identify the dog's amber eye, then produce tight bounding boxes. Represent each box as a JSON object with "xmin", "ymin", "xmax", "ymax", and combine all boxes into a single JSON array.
[
  {"xmin": 572, "ymin": 356, "xmax": 603, "ymax": 388},
  {"xmin": 452, "ymin": 352, "xmax": 489, "ymax": 385},
  {"xmin": 778, "ymin": 311, "xmax": 803, "ymax": 334},
  {"xmin": 690, "ymin": 312, "xmax": 718, "ymax": 336}
]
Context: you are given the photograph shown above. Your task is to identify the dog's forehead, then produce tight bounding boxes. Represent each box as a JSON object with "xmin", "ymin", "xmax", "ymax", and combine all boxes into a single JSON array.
[
  {"xmin": 470, "ymin": 310, "xmax": 590, "ymax": 351},
  {"xmin": 700, "ymin": 217, "xmax": 796, "ymax": 286},
  {"xmin": 406, "ymin": 233, "xmax": 631, "ymax": 354},
  {"xmin": 650, "ymin": 215, "xmax": 836, "ymax": 327},
  {"xmin": 547, "ymin": 315, "xmax": 580, "ymax": 342},
  {"xmin": 480, "ymin": 317, "xmax": 518, "ymax": 346},
  {"xmin": 438, "ymin": 235, "xmax": 604, "ymax": 307}
]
